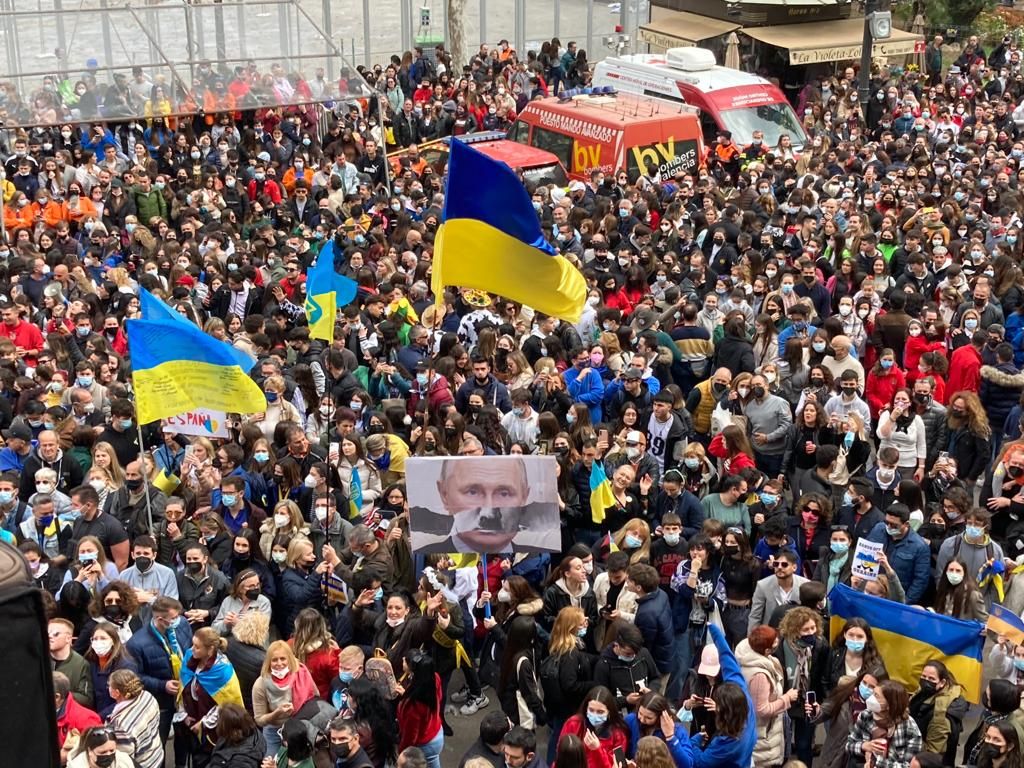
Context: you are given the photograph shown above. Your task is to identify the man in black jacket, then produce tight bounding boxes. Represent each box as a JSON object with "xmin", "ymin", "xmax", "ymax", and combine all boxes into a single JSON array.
[
  {"xmin": 208, "ymin": 269, "xmax": 264, "ymax": 320},
  {"xmin": 458, "ymin": 712, "xmax": 510, "ymax": 768}
]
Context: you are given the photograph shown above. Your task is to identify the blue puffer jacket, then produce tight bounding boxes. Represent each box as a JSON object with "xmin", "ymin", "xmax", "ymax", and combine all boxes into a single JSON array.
[
  {"xmin": 981, "ymin": 363, "xmax": 1024, "ymax": 434},
  {"xmin": 633, "ymin": 588, "xmax": 675, "ymax": 674},
  {"xmin": 280, "ymin": 566, "xmax": 324, "ymax": 636},
  {"xmin": 125, "ymin": 621, "xmax": 193, "ymax": 712}
]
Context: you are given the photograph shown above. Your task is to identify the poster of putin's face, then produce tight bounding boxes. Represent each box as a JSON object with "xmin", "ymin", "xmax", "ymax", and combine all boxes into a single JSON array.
[{"xmin": 407, "ymin": 455, "xmax": 560, "ymax": 555}]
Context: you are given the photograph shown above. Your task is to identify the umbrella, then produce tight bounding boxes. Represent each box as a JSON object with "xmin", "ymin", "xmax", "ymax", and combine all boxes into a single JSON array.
[{"xmin": 725, "ymin": 31, "xmax": 741, "ymax": 69}]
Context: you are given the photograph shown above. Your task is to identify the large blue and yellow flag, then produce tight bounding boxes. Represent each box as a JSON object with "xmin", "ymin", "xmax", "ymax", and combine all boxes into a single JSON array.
[
  {"xmin": 305, "ymin": 240, "xmax": 358, "ymax": 341},
  {"xmin": 829, "ymin": 583, "xmax": 985, "ymax": 702},
  {"xmin": 127, "ymin": 289, "xmax": 267, "ymax": 424},
  {"xmin": 432, "ymin": 138, "xmax": 587, "ymax": 322},
  {"xmin": 590, "ymin": 461, "xmax": 616, "ymax": 525}
]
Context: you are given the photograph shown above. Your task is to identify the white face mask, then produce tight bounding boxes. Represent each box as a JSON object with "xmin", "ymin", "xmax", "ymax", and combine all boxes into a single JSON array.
[
  {"xmin": 385, "ymin": 616, "xmax": 405, "ymax": 628},
  {"xmin": 583, "ymin": 561, "xmax": 594, "ymax": 574},
  {"xmin": 271, "ymin": 666, "xmax": 290, "ymax": 680},
  {"xmin": 90, "ymin": 637, "xmax": 113, "ymax": 656},
  {"xmin": 315, "ymin": 507, "xmax": 328, "ymax": 522},
  {"xmin": 497, "ymin": 588, "xmax": 512, "ymax": 603},
  {"xmin": 303, "ymin": 474, "xmax": 317, "ymax": 488},
  {"xmin": 274, "ymin": 513, "xmax": 290, "ymax": 528}
]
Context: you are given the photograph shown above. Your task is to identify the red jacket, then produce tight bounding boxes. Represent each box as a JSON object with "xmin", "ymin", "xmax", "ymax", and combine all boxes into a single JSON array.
[
  {"xmin": 397, "ymin": 674, "xmax": 443, "ymax": 751},
  {"xmin": 948, "ymin": 344, "xmax": 983, "ymax": 396},
  {"xmin": 407, "ymin": 375, "xmax": 455, "ymax": 418},
  {"xmin": 903, "ymin": 335, "xmax": 946, "ymax": 380},
  {"xmin": 708, "ymin": 433, "xmax": 756, "ymax": 473},
  {"xmin": 559, "ymin": 715, "xmax": 628, "ymax": 768},
  {"xmin": 865, "ymin": 365, "xmax": 907, "ymax": 420},
  {"xmin": 57, "ymin": 695, "xmax": 102, "ymax": 747},
  {"xmin": 0, "ymin": 319, "xmax": 44, "ymax": 362}
]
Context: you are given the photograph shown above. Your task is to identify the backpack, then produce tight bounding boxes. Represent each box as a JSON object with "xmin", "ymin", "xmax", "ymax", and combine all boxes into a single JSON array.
[{"xmin": 539, "ymin": 653, "xmax": 562, "ymax": 703}]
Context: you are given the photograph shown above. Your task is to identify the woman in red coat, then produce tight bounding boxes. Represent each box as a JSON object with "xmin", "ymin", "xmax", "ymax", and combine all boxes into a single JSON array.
[
  {"xmin": 288, "ymin": 608, "xmax": 340, "ymax": 700},
  {"xmin": 599, "ymin": 274, "xmax": 634, "ymax": 318},
  {"xmin": 865, "ymin": 347, "xmax": 906, "ymax": 421},
  {"xmin": 397, "ymin": 649, "xmax": 445, "ymax": 768},
  {"xmin": 709, "ymin": 424, "xmax": 757, "ymax": 475},
  {"xmin": 558, "ymin": 686, "xmax": 629, "ymax": 768}
]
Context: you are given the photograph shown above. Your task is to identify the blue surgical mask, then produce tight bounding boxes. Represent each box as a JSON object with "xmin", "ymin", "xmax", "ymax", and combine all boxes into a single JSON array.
[
  {"xmin": 1013, "ymin": 659, "xmax": 1024, "ymax": 672},
  {"xmin": 576, "ymin": 627, "xmax": 588, "ymax": 638},
  {"xmin": 0, "ymin": 491, "xmax": 15, "ymax": 505},
  {"xmin": 684, "ymin": 457, "xmax": 700, "ymax": 470},
  {"xmin": 885, "ymin": 525, "xmax": 903, "ymax": 537},
  {"xmin": 587, "ymin": 711, "xmax": 607, "ymax": 728},
  {"xmin": 512, "ymin": 407, "xmax": 525, "ymax": 417},
  {"xmin": 119, "ymin": 419, "xmax": 133, "ymax": 430},
  {"xmin": 221, "ymin": 493, "xmax": 238, "ymax": 508},
  {"xmin": 265, "ymin": 391, "xmax": 279, "ymax": 403},
  {"xmin": 880, "ymin": 359, "xmax": 893, "ymax": 370},
  {"xmin": 253, "ymin": 451, "xmax": 270, "ymax": 463},
  {"xmin": 859, "ymin": 682, "xmax": 873, "ymax": 700},
  {"xmin": 616, "ymin": 654, "xmax": 636, "ymax": 663},
  {"xmin": 843, "ymin": 492, "xmax": 855, "ymax": 507},
  {"xmin": 624, "ymin": 534, "xmax": 643, "ymax": 549},
  {"xmin": 663, "ymin": 532, "xmax": 681, "ymax": 546},
  {"xmin": 566, "ymin": 411, "xmax": 576, "ymax": 425},
  {"xmin": 78, "ymin": 376, "xmax": 93, "ymax": 388},
  {"xmin": 678, "ymin": 707, "xmax": 694, "ymax": 723},
  {"xmin": 760, "ymin": 492, "xmax": 778, "ymax": 507},
  {"xmin": 416, "ymin": 372, "xmax": 429, "ymax": 387},
  {"xmin": 846, "ymin": 639, "xmax": 866, "ymax": 653},
  {"xmin": 831, "ymin": 541, "xmax": 850, "ymax": 555},
  {"xmin": 966, "ymin": 525, "xmax": 985, "ymax": 539},
  {"xmin": 339, "ymin": 670, "xmax": 354, "ymax": 683},
  {"xmin": 374, "ymin": 587, "xmax": 384, "ymax": 602},
  {"xmin": 350, "ymin": 401, "xmax": 363, "ymax": 413},
  {"xmin": 618, "ymin": 208, "xmax": 629, "ymax": 218}
]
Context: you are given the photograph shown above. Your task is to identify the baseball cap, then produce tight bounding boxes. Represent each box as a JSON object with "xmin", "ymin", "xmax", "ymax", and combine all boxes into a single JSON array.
[
  {"xmin": 698, "ymin": 645, "xmax": 720, "ymax": 676},
  {"xmin": 3, "ymin": 423, "xmax": 32, "ymax": 442},
  {"xmin": 623, "ymin": 368, "xmax": 643, "ymax": 381},
  {"xmin": 625, "ymin": 430, "xmax": 643, "ymax": 446}
]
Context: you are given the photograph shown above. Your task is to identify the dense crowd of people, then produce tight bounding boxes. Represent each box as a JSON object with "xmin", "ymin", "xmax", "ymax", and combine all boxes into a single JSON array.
[{"xmin": 7, "ymin": 27, "xmax": 1024, "ymax": 768}]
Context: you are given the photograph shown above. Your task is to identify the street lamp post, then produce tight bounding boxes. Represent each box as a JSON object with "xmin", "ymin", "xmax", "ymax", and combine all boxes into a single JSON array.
[{"xmin": 858, "ymin": 0, "xmax": 876, "ymax": 112}]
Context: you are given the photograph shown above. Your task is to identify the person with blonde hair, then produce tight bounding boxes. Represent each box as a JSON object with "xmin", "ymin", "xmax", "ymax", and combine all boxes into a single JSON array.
[
  {"xmin": 90, "ymin": 442, "xmax": 125, "ymax": 488},
  {"xmin": 610, "ymin": 518, "xmax": 652, "ymax": 566},
  {"xmin": 225, "ymin": 610, "xmax": 271, "ymax": 713},
  {"xmin": 247, "ymin": 374, "xmax": 301, "ymax": 440},
  {"xmin": 543, "ymin": 605, "xmax": 595, "ymax": 762},
  {"xmin": 107, "ymin": 669, "xmax": 164, "ymax": 768},
  {"xmin": 177, "ymin": 627, "xmax": 243, "ymax": 765},
  {"xmin": 253, "ymin": 639, "xmax": 319, "ymax": 756},
  {"xmin": 633, "ymin": 734, "xmax": 677, "ymax": 768}
]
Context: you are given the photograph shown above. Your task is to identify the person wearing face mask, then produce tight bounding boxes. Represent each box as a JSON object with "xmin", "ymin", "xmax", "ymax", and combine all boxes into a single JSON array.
[
  {"xmin": 936, "ymin": 508, "xmax": 1004, "ymax": 607},
  {"xmin": 865, "ymin": 503, "xmax": 932, "ymax": 605},
  {"xmin": 252, "ymin": 640, "xmax": 319, "ymax": 757},
  {"xmin": 773, "ymin": 606, "xmax": 829, "ymax": 766},
  {"xmin": 118, "ymin": 536, "xmax": 179, "ymax": 604},
  {"xmin": 981, "ymin": 342, "xmax": 1024, "ymax": 458},
  {"xmin": 176, "ymin": 543, "xmax": 231, "ymax": 629},
  {"xmin": 83, "ymin": 623, "xmax": 138, "ymax": 719},
  {"xmin": 846, "ymin": 679, "xmax": 923, "ymax": 768},
  {"xmin": 66, "ymin": 721, "xmax": 137, "ymax": 768},
  {"xmin": 279, "ymin": 538, "xmax": 329, "ymax": 637},
  {"xmin": 213, "ymin": 567, "xmax": 273, "ymax": 639}
]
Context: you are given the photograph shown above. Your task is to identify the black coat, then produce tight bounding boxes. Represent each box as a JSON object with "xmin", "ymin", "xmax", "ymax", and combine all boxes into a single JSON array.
[
  {"xmin": 225, "ymin": 637, "xmax": 266, "ymax": 713},
  {"xmin": 713, "ymin": 333, "xmax": 755, "ymax": 375},
  {"xmin": 208, "ymin": 730, "xmax": 266, "ymax": 768},
  {"xmin": 592, "ymin": 646, "xmax": 660, "ymax": 710}
]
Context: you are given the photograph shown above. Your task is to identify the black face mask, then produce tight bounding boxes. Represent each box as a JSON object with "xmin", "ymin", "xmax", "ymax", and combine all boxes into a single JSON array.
[
  {"xmin": 134, "ymin": 556, "xmax": 152, "ymax": 573},
  {"xmin": 103, "ymin": 604, "xmax": 123, "ymax": 620},
  {"xmin": 914, "ymin": 393, "xmax": 930, "ymax": 405},
  {"xmin": 185, "ymin": 561, "xmax": 202, "ymax": 575},
  {"xmin": 125, "ymin": 478, "xmax": 143, "ymax": 491},
  {"xmin": 244, "ymin": 587, "xmax": 261, "ymax": 601},
  {"xmin": 918, "ymin": 678, "xmax": 937, "ymax": 696},
  {"xmin": 331, "ymin": 743, "xmax": 353, "ymax": 761},
  {"xmin": 94, "ymin": 754, "xmax": 116, "ymax": 768},
  {"xmin": 1009, "ymin": 466, "xmax": 1024, "ymax": 479},
  {"xmin": 752, "ymin": 386, "xmax": 766, "ymax": 399},
  {"xmin": 366, "ymin": 424, "xmax": 384, "ymax": 435},
  {"xmin": 444, "ymin": 426, "xmax": 457, "ymax": 438},
  {"xmin": 233, "ymin": 552, "xmax": 251, "ymax": 565}
]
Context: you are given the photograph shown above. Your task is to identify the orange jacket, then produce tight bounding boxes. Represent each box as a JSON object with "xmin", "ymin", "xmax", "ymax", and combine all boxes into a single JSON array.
[
  {"xmin": 3, "ymin": 203, "xmax": 33, "ymax": 232},
  {"xmin": 65, "ymin": 197, "xmax": 98, "ymax": 224},
  {"xmin": 29, "ymin": 200, "xmax": 71, "ymax": 228}
]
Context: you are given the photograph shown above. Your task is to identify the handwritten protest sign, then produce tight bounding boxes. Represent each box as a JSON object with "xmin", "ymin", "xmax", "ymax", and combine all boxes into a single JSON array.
[
  {"xmin": 852, "ymin": 539, "xmax": 884, "ymax": 582},
  {"xmin": 163, "ymin": 408, "xmax": 230, "ymax": 438}
]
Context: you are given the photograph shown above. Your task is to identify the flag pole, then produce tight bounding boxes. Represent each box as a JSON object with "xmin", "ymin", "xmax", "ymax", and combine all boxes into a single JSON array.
[{"xmin": 136, "ymin": 417, "xmax": 154, "ymax": 537}]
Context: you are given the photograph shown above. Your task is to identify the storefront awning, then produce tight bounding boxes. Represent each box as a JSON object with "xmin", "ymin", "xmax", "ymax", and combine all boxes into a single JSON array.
[
  {"xmin": 638, "ymin": 12, "xmax": 740, "ymax": 49},
  {"xmin": 743, "ymin": 17, "xmax": 924, "ymax": 64}
]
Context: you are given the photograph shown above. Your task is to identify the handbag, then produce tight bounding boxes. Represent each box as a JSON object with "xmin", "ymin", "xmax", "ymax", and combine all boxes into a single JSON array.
[{"xmin": 828, "ymin": 443, "xmax": 851, "ymax": 486}]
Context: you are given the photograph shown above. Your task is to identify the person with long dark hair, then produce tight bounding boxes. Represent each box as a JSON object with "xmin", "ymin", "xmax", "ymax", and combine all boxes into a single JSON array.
[
  {"xmin": 688, "ymin": 624, "xmax": 756, "ymax": 768},
  {"xmin": 497, "ymin": 615, "xmax": 546, "ymax": 729},
  {"xmin": 396, "ymin": 649, "xmax": 444, "ymax": 768},
  {"xmin": 207, "ymin": 702, "xmax": 266, "ymax": 767},
  {"xmin": 821, "ymin": 617, "xmax": 886, "ymax": 695},
  {"xmin": 978, "ymin": 720, "xmax": 1024, "ymax": 768},
  {"xmin": 909, "ymin": 660, "xmax": 969, "ymax": 764},
  {"xmin": 557, "ymin": 685, "xmax": 629, "ymax": 768},
  {"xmin": 846, "ymin": 680, "xmax": 922, "ymax": 767},
  {"xmin": 346, "ymin": 676, "xmax": 399, "ymax": 768},
  {"xmin": 934, "ymin": 556, "xmax": 988, "ymax": 622}
]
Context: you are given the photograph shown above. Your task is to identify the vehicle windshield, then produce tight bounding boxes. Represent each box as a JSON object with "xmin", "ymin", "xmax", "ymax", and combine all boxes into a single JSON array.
[
  {"xmin": 523, "ymin": 162, "xmax": 568, "ymax": 187},
  {"xmin": 719, "ymin": 102, "xmax": 807, "ymax": 149}
]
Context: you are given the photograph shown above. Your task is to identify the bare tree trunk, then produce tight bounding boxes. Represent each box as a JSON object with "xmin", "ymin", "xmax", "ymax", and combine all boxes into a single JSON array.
[{"xmin": 448, "ymin": 0, "xmax": 468, "ymax": 70}]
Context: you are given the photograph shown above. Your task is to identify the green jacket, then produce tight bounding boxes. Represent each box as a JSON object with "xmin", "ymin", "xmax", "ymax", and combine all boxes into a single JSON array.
[{"xmin": 132, "ymin": 186, "xmax": 168, "ymax": 225}]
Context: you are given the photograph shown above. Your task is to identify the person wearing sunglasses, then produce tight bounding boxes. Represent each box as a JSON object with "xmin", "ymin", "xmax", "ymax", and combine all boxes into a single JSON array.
[{"xmin": 67, "ymin": 725, "xmax": 133, "ymax": 768}]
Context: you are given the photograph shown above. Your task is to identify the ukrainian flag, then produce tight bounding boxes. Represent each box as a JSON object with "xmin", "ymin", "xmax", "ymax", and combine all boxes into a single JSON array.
[
  {"xmin": 829, "ymin": 583, "xmax": 985, "ymax": 702},
  {"xmin": 987, "ymin": 603, "xmax": 1024, "ymax": 645},
  {"xmin": 432, "ymin": 138, "xmax": 587, "ymax": 322},
  {"xmin": 305, "ymin": 240, "xmax": 358, "ymax": 341},
  {"xmin": 590, "ymin": 461, "xmax": 616, "ymax": 525},
  {"xmin": 179, "ymin": 650, "xmax": 243, "ymax": 708},
  {"xmin": 348, "ymin": 467, "xmax": 364, "ymax": 520},
  {"xmin": 127, "ymin": 289, "xmax": 267, "ymax": 424}
]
